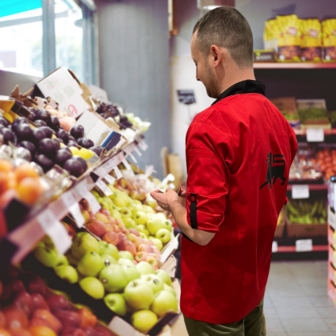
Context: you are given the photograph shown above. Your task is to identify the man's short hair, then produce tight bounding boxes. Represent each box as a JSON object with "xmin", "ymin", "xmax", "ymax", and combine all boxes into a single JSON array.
[{"xmin": 193, "ymin": 7, "xmax": 253, "ymax": 69}]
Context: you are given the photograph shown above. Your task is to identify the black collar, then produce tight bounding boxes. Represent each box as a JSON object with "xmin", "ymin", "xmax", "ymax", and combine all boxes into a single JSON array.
[{"xmin": 212, "ymin": 80, "xmax": 265, "ymax": 106}]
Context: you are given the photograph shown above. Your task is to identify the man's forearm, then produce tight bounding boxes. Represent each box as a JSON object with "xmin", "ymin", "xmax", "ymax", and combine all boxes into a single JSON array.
[{"xmin": 170, "ymin": 201, "xmax": 215, "ymax": 246}]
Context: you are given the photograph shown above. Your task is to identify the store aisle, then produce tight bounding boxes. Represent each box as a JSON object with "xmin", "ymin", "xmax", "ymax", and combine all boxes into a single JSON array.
[{"xmin": 265, "ymin": 260, "xmax": 336, "ymax": 336}]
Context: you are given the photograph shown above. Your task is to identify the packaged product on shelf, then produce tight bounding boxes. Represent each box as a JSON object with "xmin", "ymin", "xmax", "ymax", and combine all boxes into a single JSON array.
[
  {"xmin": 276, "ymin": 14, "xmax": 301, "ymax": 62},
  {"xmin": 317, "ymin": 147, "xmax": 336, "ymax": 180},
  {"xmin": 322, "ymin": 18, "xmax": 336, "ymax": 62},
  {"xmin": 297, "ymin": 99, "xmax": 330, "ymax": 129},
  {"xmin": 299, "ymin": 18, "xmax": 322, "ymax": 62},
  {"xmin": 263, "ymin": 18, "xmax": 280, "ymax": 51},
  {"xmin": 269, "ymin": 96, "xmax": 300, "ymax": 128},
  {"xmin": 274, "ymin": 210, "xmax": 285, "ymax": 238}
]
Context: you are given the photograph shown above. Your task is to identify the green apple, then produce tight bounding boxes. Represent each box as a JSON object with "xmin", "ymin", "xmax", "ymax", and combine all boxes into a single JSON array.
[
  {"xmin": 136, "ymin": 261, "xmax": 155, "ymax": 275},
  {"xmin": 104, "ymin": 293, "xmax": 127, "ymax": 316},
  {"xmin": 141, "ymin": 274, "xmax": 164, "ymax": 294},
  {"xmin": 164, "ymin": 283, "xmax": 176, "ymax": 297},
  {"xmin": 72, "ymin": 232, "xmax": 88, "ymax": 242},
  {"xmin": 112, "ymin": 195, "xmax": 127, "ymax": 208},
  {"xmin": 102, "ymin": 197, "xmax": 113, "ymax": 208},
  {"xmin": 155, "ymin": 229, "xmax": 171, "ymax": 243},
  {"xmin": 118, "ymin": 251, "xmax": 134, "ymax": 262},
  {"xmin": 146, "ymin": 217, "xmax": 163, "ymax": 236},
  {"xmin": 33, "ymin": 246, "xmax": 59, "ymax": 268},
  {"xmin": 162, "ymin": 220, "xmax": 173, "ymax": 232},
  {"xmin": 110, "ymin": 203, "xmax": 120, "ymax": 211},
  {"xmin": 111, "ymin": 210, "xmax": 122, "ymax": 220},
  {"xmin": 123, "ymin": 217, "xmax": 138, "ymax": 229},
  {"xmin": 101, "ymin": 254, "xmax": 118, "ymax": 267},
  {"xmin": 150, "ymin": 290, "xmax": 178, "ymax": 317},
  {"xmin": 142, "ymin": 205, "xmax": 155, "ymax": 214},
  {"xmin": 119, "ymin": 207, "xmax": 132, "ymax": 218},
  {"xmin": 77, "ymin": 251, "xmax": 105, "ymax": 277},
  {"xmin": 91, "ymin": 190, "xmax": 100, "ymax": 199},
  {"xmin": 54, "ymin": 265, "xmax": 78, "ymax": 284},
  {"xmin": 123, "ymin": 265, "xmax": 141, "ymax": 283},
  {"xmin": 42, "ymin": 236, "xmax": 56, "ymax": 249},
  {"xmin": 149, "ymin": 237, "xmax": 163, "ymax": 251},
  {"xmin": 98, "ymin": 241, "xmax": 119, "ymax": 260},
  {"xmin": 136, "ymin": 225, "xmax": 149, "ymax": 237},
  {"xmin": 79, "ymin": 277, "xmax": 105, "ymax": 299},
  {"xmin": 156, "ymin": 213, "xmax": 167, "ymax": 221},
  {"xmin": 71, "ymin": 233, "xmax": 100, "ymax": 260},
  {"xmin": 54, "ymin": 254, "xmax": 69, "ymax": 267},
  {"xmin": 155, "ymin": 270, "xmax": 172, "ymax": 286},
  {"xmin": 131, "ymin": 205, "xmax": 145, "ymax": 216},
  {"xmin": 99, "ymin": 265, "xmax": 128, "ymax": 293},
  {"xmin": 131, "ymin": 310, "xmax": 158, "ymax": 333},
  {"xmin": 146, "ymin": 198, "xmax": 157, "ymax": 209},
  {"xmin": 124, "ymin": 279, "xmax": 154, "ymax": 309},
  {"xmin": 66, "ymin": 253, "xmax": 80, "ymax": 267},
  {"xmin": 139, "ymin": 232, "xmax": 147, "ymax": 239},
  {"xmin": 133, "ymin": 211, "xmax": 148, "ymax": 225},
  {"xmin": 118, "ymin": 258, "xmax": 135, "ymax": 268}
]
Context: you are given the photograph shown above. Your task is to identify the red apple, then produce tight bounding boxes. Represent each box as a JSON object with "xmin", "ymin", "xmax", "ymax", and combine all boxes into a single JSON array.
[
  {"xmin": 129, "ymin": 229, "xmax": 140, "ymax": 237},
  {"xmin": 31, "ymin": 309, "xmax": 62, "ymax": 333},
  {"xmin": 3, "ymin": 306, "xmax": 28, "ymax": 329},
  {"xmin": 86, "ymin": 220, "xmax": 107, "ymax": 237},
  {"xmin": 7, "ymin": 329, "xmax": 32, "ymax": 336},
  {"xmin": 120, "ymin": 227, "xmax": 129, "ymax": 235},
  {"xmin": 25, "ymin": 274, "xmax": 46, "ymax": 296},
  {"xmin": 148, "ymin": 253, "xmax": 159, "ymax": 259},
  {"xmin": 126, "ymin": 233, "xmax": 138, "ymax": 246},
  {"xmin": 116, "ymin": 219, "xmax": 125, "ymax": 228},
  {"xmin": 54, "ymin": 310, "xmax": 81, "ymax": 329},
  {"xmin": 0, "ymin": 311, "xmax": 6, "ymax": 328},
  {"xmin": 2, "ymin": 279, "xmax": 25, "ymax": 302},
  {"xmin": 62, "ymin": 222, "xmax": 77, "ymax": 238},
  {"xmin": 99, "ymin": 208, "xmax": 111, "ymax": 217},
  {"xmin": 82, "ymin": 326, "xmax": 99, "ymax": 336},
  {"xmin": 143, "ymin": 240, "xmax": 155, "ymax": 247},
  {"xmin": 117, "ymin": 233, "xmax": 127, "ymax": 245},
  {"xmin": 13, "ymin": 292, "xmax": 33, "ymax": 317},
  {"xmin": 138, "ymin": 244, "xmax": 154, "ymax": 254},
  {"xmin": 105, "ymin": 224, "xmax": 113, "ymax": 232},
  {"xmin": 111, "ymin": 225, "xmax": 120, "ymax": 233},
  {"xmin": 81, "ymin": 199, "xmax": 91, "ymax": 212},
  {"xmin": 94, "ymin": 327, "xmax": 111, "ymax": 336},
  {"xmin": 31, "ymin": 293, "xmax": 50, "ymax": 312},
  {"xmin": 135, "ymin": 252, "xmax": 149, "ymax": 262},
  {"xmin": 61, "ymin": 328, "xmax": 86, "ymax": 336},
  {"xmin": 117, "ymin": 240, "xmax": 136, "ymax": 256},
  {"xmin": 147, "ymin": 256, "xmax": 159, "ymax": 270},
  {"xmin": 46, "ymin": 295, "xmax": 71, "ymax": 312},
  {"xmin": 102, "ymin": 231, "xmax": 119, "ymax": 246},
  {"xmin": 106, "ymin": 216, "xmax": 117, "ymax": 226},
  {"xmin": 78, "ymin": 308, "xmax": 97, "ymax": 328},
  {"xmin": 81, "ymin": 211, "xmax": 91, "ymax": 225}
]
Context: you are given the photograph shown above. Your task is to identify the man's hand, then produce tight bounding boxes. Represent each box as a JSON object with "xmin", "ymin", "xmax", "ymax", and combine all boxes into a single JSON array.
[{"xmin": 150, "ymin": 189, "xmax": 179, "ymax": 212}]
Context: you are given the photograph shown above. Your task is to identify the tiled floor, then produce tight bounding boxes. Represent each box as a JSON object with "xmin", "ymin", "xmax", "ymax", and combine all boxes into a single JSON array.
[{"xmin": 265, "ymin": 260, "xmax": 336, "ymax": 336}]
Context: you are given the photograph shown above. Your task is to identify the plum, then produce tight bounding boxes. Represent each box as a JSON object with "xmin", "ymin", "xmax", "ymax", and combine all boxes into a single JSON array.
[
  {"xmin": 56, "ymin": 129, "xmax": 69, "ymax": 144},
  {"xmin": 63, "ymin": 158, "xmax": 86, "ymax": 177},
  {"xmin": 0, "ymin": 117, "xmax": 9, "ymax": 127},
  {"xmin": 35, "ymin": 153, "xmax": 54, "ymax": 173},
  {"xmin": 77, "ymin": 138, "xmax": 94, "ymax": 149},
  {"xmin": 39, "ymin": 126, "xmax": 54, "ymax": 139},
  {"xmin": 34, "ymin": 119, "xmax": 47, "ymax": 128},
  {"xmin": 68, "ymin": 135, "xmax": 76, "ymax": 142},
  {"xmin": 89, "ymin": 146, "xmax": 103, "ymax": 157},
  {"xmin": 55, "ymin": 149, "xmax": 72, "ymax": 167},
  {"xmin": 28, "ymin": 112, "xmax": 36, "ymax": 122},
  {"xmin": 70, "ymin": 125, "xmax": 84, "ymax": 139},
  {"xmin": 35, "ymin": 109, "xmax": 51, "ymax": 123},
  {"xmin": 72, "ymin": 155, "xmax": 88, "ymax": 171},
  {"xmin": 12, "ymin": 117, "xmax": 29, "ymax": 133},
  {"xmin": 16, "ymin": 123, "xmax": 34, "ymax": 142},
  {"xmin": 18, "ymin": 141, "xmax": 36, "ymax": 157},
  {"xmin": 67, "ymin": 140, "xmax": 78, "ymax": 147},
  {"xmin": 0, "ymin": 128, "xmax": 15, "ymax": 144},
  {"xmin": 50, "ymin": 116, "xmax": 60, "ymax": 131},
  {"xmin": 38, "ymin": 138, "xmax": 56, "ymax": 157},
  {"xmin": 50, "ymin": 138, "xmax": 60, "ymax": 151},
  {"xmin": 32, "ymin": 128, "xmax": 47, "ymax": 143}
]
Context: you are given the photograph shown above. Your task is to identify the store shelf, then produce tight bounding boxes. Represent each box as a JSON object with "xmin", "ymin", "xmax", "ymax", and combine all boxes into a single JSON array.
[
  {"xmin": 287, "ymin": 184, "xmax": 328, "ymax": 191},
  {"xmin": 294, "ymin": 129, "xmax": 336, "ymax": 136},
  {"xmin": 254, "ymin": 63, "xmax": 336, "ymax": 69}
]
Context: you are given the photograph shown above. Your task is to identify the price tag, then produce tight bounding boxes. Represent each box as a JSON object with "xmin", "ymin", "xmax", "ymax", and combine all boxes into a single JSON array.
[
  {"xmin": 122, "ymin": 159, "xmax": 133, "ymax": 172},
  {"xmin": 104, "ymin": 174, "xmax": 116, "ymax": 185},
  {"xmin": 61, "ymin": 192, "xmax": 85, "ymax": 228},
  {"xmin": 84, "ymin": 191, "xmax": 101, "ymax": 214},
  {"xmin": 134, "ymin": 147, "xmax": 142, "ymax": 156},
  {"xmin": 296, "ymin": 239, "xmax": 313, "ymax": 252},
  {"xmin": 272, "ymin": 241, "xmax": 278, "ymax": 253},
  {"xmin": 128, "ymin": 153, "xmax": 137, "ymax": 163},
  {"xmin": 96, "ymin": 179, "xmax": 113, "ymax": 196},
  {"xmin": 138, "ymin": 140, "xmax": 148, "ymax": 151},
  {"xmin": 292, "ymin": 185, "xmax": 309, "ymax": 199},
  {"xmin": 114, "ymin": 166, "xmax": 123, "ymax": 180},
  {"xmin": 38, "ymin": 210, "xmax": 71, "ymax": 254},
  {"xmin": 307, "ymin": 128, "xmax": 324, "ymax": 142},
  {"xmin": 102, "ymin": 159, "xmax": 115, "ymax": 174}
]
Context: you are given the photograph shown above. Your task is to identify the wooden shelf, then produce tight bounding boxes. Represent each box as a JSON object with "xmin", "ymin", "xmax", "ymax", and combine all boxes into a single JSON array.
[{"xmin": 254, "ymin": 63, "xmax": 336, "ymax": 69}]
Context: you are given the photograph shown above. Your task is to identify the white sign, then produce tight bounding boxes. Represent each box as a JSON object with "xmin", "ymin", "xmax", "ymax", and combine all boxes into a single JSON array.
[
  {"xmin": 61, "ymin": 192, "xmax": 85, "ymax": 228},
  {"xmin": 292, "ymin": 185, "xmax": 309, "ymax": 199},
  {"xmin": 114, "ymin": 166, "xmax": 123, "ymax": 180},
  {"xmin": 134, "ymin": 147, "xmax": 142, "ymax": 157},
  {"xmin": 38, "ymin": 210, "xmax": 71, "ymax": 254},
  {"xmin": 75, "ymin": 180, "xmax": 101, "ymax": 214},
  {"xmin": 128, "ymin": 153, "xmax": 137, "ymax": 163},
  {"xmin": 307, "ymin": 128, "xmax": 324, "ymax": 142},
  {"xmin": 272, "ymin": 241, "xmax": 278, "ymax": 253},
  {"xmin": 96, "ymin": 179, "xmax": 113, "ymax": 196},
  {"xmin": 138, "ymin": 140, "xmax": 148, "ymax": 151},
  {"xmin": 296, "ymin": 239, "xmax": 313, "ymax": 252},
  {"xmin": 104, "ymin": 174, "xmax": 116, "ymax": 185},
  {"xmin": 122, "ymin": 159, "xmax": 134, "ymax": 174}
]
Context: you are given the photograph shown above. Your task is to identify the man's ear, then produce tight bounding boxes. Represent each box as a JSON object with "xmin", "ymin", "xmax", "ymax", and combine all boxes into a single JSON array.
[{"xmin": 210, "ymin": 45, "xmax": 222, "ymax": 68}]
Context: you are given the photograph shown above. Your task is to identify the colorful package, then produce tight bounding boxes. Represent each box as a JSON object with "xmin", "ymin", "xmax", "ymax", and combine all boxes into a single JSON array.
[
  {"xmin": 263, "ymin": 18, "xmax": 279, "ymax": 51},
  {"xmin": 300, "ymin": 18, "xmax": 322, "ymax": 62},
  {"xmin": 276, "ymin": 14, "xmax": 301, "ymax": 62},
  {"xmin": 322, "ymin": 19, "xmax": 336, "ymax": 62}
]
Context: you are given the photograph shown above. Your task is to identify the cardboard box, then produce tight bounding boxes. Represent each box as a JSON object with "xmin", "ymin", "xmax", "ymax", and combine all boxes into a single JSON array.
[
  {"xmin": 270, "ymin": 97, "xmax": 297, "ymax": 116},
  {"xmin": 287, "ymin": 222, "xmax": 328, "ymax": 238},
  {"xmin": 36, "ymin": 67, "xmax": 90, "ymax": 117}
]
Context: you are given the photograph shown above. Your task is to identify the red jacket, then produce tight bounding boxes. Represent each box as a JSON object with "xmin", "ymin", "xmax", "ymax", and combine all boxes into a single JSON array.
[{"xmin": 181, "ymin": 80, "xmax": 297, "ymax": 324}]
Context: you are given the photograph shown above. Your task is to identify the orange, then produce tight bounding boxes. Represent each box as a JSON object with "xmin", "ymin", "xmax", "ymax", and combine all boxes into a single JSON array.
[
  {"xmin": 15, "ymin": 164, "xmax": 39, "ymax": 183},
  {"xmin": 28, "ymin": 326, "xmax": 56, "ymax": 336},
  {"xmin": 0, "ymin": 329, "xmax": 11, "ymax": 336},
  {"xmin": 0, "ymin": 172, "xmax": 10, "ymax": 193},
  {"xmin": 0, "ymin": 160, "xmax": 13, "ymax": 173},
  {"xmin": 16, "ymin": 178, "xmax": 43, "ymax": 205},
  {"xmin": 7, "ymin": 172, "xmax": 17, "ymax": 190}
]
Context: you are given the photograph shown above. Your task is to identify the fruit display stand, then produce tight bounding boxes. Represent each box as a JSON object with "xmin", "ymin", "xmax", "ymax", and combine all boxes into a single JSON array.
[
  {"xmin": 254, "ymin": 63, "xmax": 336, "ymax": 260},
  {"xmin": 0, "ymin": 70, "xmax": 182, "ymax": 336}
]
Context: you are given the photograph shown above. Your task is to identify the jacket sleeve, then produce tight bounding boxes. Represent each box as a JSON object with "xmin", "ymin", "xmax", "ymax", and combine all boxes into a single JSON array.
[{"xmin": 185, "ymin": 121, "xmax": 231, "ymax": 232}]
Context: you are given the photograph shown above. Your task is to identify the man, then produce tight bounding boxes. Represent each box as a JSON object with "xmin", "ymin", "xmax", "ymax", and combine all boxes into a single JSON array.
[{"xmin": 151, "ymin": 6, "xmax": 297, "ymax": 336}]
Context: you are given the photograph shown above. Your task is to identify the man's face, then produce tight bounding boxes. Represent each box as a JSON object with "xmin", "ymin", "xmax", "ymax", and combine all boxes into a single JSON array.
[{"xmin": 191, "ymin": 32, "xmax": 220, "ymax": 99}]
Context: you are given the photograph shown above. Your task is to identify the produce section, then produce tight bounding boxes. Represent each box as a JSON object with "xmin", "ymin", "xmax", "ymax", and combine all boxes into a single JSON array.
[{"xmin": 0, "ymin": 68, "xmax": 181, "ymax": 336}]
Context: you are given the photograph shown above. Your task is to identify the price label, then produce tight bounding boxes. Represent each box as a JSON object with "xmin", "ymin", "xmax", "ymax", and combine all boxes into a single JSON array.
[
  {"xmin": 128, "ymin": 153, "xmax": 137, "ymax": 163},
  {"xmin": 84, "ymin": 191, "xmax": 101, "ymax": 214},
  {"xmin": 138, "ymin": 140, "xmax": 148, "ymax": 151},
  {"xmin": 122, "ymin": 159, "xmax": 133, "ymax": 172},
  {"xmin": 292, "ymin": 185, "xmax": 309, "ymax": 199},
  {"xmin": 134, "ymin": 147, "xmax": 142, "ymax": 157},
  {"xmin": 61, "ymin": 192, "xmax": 85, "ymax": 228},
  {"xmin": 104, "ymin": 174, "xmax": 116, "ymax": 185},
  {"xmin": 272, "ymin": 241, "xmax": 278, "ymax": 253},
  {"xmin": 296, "ymin": 239, "xmax": 313, "ymax": 252},
  {"xmin": 114, "ymin": 166, "xmax": 123, "ymax": 180},
  {"xmin": 96, "ymin": 179, "xmax": 113, "ymax": 196},
  {"xmin": 38, "ymin": 210, "xmax": 71, "ymax": 254},
  {"xmin": 307, "ymin": 128, "xmax": 324, "ymax": 142},
  {"xmin": 102, "ymin": 159, "xmax": 115, "ymax": 174}
]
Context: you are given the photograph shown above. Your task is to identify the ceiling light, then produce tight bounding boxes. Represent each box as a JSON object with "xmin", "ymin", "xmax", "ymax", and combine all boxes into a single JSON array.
[{"xmin": 197, "ymin": 0, "xmax": 235, "ymax": 10}]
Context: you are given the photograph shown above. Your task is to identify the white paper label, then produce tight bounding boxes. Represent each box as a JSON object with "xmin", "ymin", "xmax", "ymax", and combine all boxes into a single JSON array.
[
  {"xmin": 296, "ymin": 239, "xmax": 313, "ymax": 252},
  {"xmin": 272, "ymin": 241, "xmax": 278, "ymax": 253},
  {"xmin": 122, "ymin": 159, "xmax": 133, "ymax": 172},
  {"xmin": 307, "ymin": 128, "xmax": 324, "ymax": 142},
  {"xmin": 84, "ymin": 191, "xmax": 101, "ymax": 214},
  {"xmin": 38, "ymin": 210, "xmax": 71, "ymax": 254},
  {"xmin": 128, "ymin": 153, "xmax": 137, "ymax": 163},
  {"xmin": 138, "ymin": 140, "xmax": 148, "ymax": 151},
  {"xmin": 60, "ymin": 191, "xmax": 85, "ymax": 228},
  {"xmin": 114, "ymin": 166, "xmax": 123, "ymax": 180},
  {"xmin": 292, "ymin": 185, "xmax": 309, "ymax": 199},
  {"xmin": 134, "ymin": 147, "xmax": 142, "ymax": 156},
  {"xmin": 104, "ymin": 174, "xmax": 116, "ymax": 185},
  {"xmin": 96, "ymin": 179, "xmax": 113, "ymax": 196}
]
